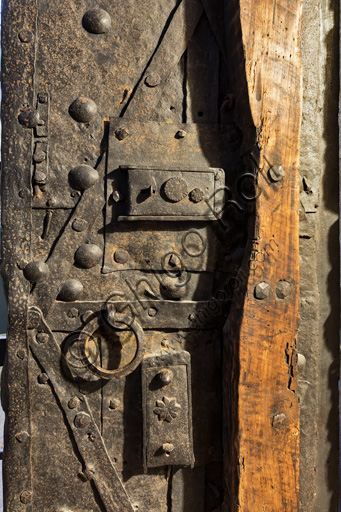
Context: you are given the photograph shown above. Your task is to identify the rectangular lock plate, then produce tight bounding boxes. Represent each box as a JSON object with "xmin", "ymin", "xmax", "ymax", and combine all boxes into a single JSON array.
[
  {"xmin": 117, "ymin": 165, "xmax": 225, "ymax": 221},
  {"xmin": 142, "ymin": 351, "xmax": 194, "ymax": 470}
]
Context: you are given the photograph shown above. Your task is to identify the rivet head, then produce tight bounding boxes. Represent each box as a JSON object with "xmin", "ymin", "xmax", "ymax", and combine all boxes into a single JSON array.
[
  {"xmin": 162, "ymin": 442, "xmax": 175, "ymax": 454},
  {"xmin": 15, "ymin": 431, "xmax": 29, "ymax": 443},
  {"xmin": 189, "ymin": 188, "xmax": 205, "ymax": 203},
  {"xmin": 34, "ymin": 170, "xmax": 47, "ymax": 185},
  {"xmin": 272, "ymin": 412, "xmax": 286, "ymax": 427},
  {"xmin": 69, "ymin": 96, "xmax": 98, "ymax": 123},
  {"xmin": 18, "ymin": 188, "xmax": 30, "ymax": 199},
  {"xmin": 28, "ymin": 309, "xmax": 41, "ymax": 329},
  {"xmin": 175, "ymin": 129, "xmax": 187, "ymax": 139},
  {"xmin": 297, "ymin": 353, "xmax": 306, "ymax": 371},
  {"xmin": 58, "ymin": 279, "xmax": 84, "ymax": 302},
  {"xmin": 163, "ymin": 177, "xmax": 188, "ymax": 203},
  {"xmin": 276, "ymin": 280, "xmax": 291, "ymax": 299},
  {"xmin": 148, "ymin": 307, "xmax": 157, "ymax": 317},
  {"xmin": 114, "ymin": 249, "xmax": 129, "ymax": 264},
  {"xmin": 75, "ymin": 243, "xmax": 102, "ymax": 268},
  {"xmin": 33, "ymin": 150, "xmax": 46, "ymax": 163},
  {"xmin": 38, "ymin": 373, "xmax": 49, "ymax": 385},
  {"xmin": 23, "ymin": 261, "xmax": 49, "ymax": 283},
  {"xmin": 160, "ymin": 275, "xmax": 186, "ymax": 300},
  {"xmin": 68, "ymin": 397, "xmax": 81, "ymax": 409},
  {"xmin": 67, "ymin": 308, "xmax": 79, "ymax": 319},
  {"xmin": 254, "ymin": 282, "xmax": 270, "ymax": 300},
  {"xmin": 72, "ymin": 218, "xmax": 88, "ymax": 232},
  {"xmin": 269, "ymin": 165, "xmax": 285, "ymax": 182},
  {"xmin": 74, "ymin": 412, "xmax": 91, "ymax": 429},
  {"xmin": 145, "ymin": 72, "xmax": 161, "ymax": 87},
  {"xmin": 115, "ymin": 127, "xmax": 130, "ymax": 140},
  {"xmin": 109, "ymin": 399, "xmax": 121, "ymax": 410},
  {"xmin": 17, "ymin": 349, "xmax": 26, "ymax": 360},
  {"xmin": 20, "ymin": 490, "xmax": 33, "ymax": 504},
  {"xmin": 18, "ymin": 30, "xmax": 33, "ymax": 43},
  {"xmin": 82, "ymin": 7, "xmax": 111, "ymax": 34},
  {"xmin": 18, "ymin": 109, "xmax": 40, "ymax": 128},
  {"xmin": 157, "ymin": 369, "xmax": 173, "ymax": 386},
  {"xmin": 36, "ymin": 332, "xmax": 49, "ymax": 344},
  {"xmin": 69, "ymin": 165, "xmax": 99, "ymax": 191}
]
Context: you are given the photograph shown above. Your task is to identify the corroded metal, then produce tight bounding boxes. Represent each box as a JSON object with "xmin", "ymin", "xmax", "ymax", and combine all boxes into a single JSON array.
[{"xmin": 1, "ymin": 0, "xmax": 247, "ymax": 510}]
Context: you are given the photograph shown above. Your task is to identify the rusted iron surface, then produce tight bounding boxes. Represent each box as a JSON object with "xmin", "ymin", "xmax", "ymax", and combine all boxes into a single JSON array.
[{"xmin": 1, "ymin": 0, "xmax": 254, "ymax": 510}]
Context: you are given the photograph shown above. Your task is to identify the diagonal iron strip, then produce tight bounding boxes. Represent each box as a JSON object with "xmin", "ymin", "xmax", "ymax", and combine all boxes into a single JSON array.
[
  {"xmin": 28, "ymin": 307, "xmax": 134, "ymax": 512},
  {"xmin": 122, "ymin": 0, "xmax": 203, "ymax": 120}
]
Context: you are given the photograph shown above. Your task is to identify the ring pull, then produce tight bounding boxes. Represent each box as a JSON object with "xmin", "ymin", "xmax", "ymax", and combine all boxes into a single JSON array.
[{"xmin": 79, "ymin": 312, "xmax": 145, "ymax": 380}]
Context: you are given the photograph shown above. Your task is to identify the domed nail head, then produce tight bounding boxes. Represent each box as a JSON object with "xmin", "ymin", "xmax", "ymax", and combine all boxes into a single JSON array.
[
  {"xmin": 69, "ymin": 96, "xmax": 97, "ymax": 123},
  {"xmin": 75, "ymin": 244, "xmax": 103, "ymax": 268},
  {"xmin": 23, "ymin": 261, "xmax": 49, "ymax": 283},
  {"xmin": 58, "ymin": 279, "xmax": 84, "ymax": 302},
  {"xmin": 82, "ymin": 7, "xmax": 111, "ymax": 34},
  {"xmin": 69, "ymin": 165, "xmax": 99, "ymax": 191}
]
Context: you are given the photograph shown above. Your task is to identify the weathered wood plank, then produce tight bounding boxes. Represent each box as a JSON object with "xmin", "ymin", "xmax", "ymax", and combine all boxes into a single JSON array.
[{"xmin": 223, "ymin": 1, "xmax": 302, "ymax": 510}]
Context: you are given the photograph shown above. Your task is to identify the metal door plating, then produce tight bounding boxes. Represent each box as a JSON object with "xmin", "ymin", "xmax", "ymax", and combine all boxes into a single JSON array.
[{"xmin": 1, "ymin": 0, "xmax": 247, "ymax": 510}]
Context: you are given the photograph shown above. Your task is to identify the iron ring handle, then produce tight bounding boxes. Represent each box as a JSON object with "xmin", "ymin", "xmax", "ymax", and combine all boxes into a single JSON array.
[{"xmin": 79, "ymin": 313, "xmax": 145, "ymax": 380}]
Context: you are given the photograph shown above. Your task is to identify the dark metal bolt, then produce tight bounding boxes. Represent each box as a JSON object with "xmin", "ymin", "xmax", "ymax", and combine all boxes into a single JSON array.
[
  {"xmin": 269, "ymin": 165, "xmax": 285, "ymax": 182},
  {"xmin": 189, "ymin": 188, "xmax": 204, "ymax": 203},
  {"xmin": 69, "ymin": 96, "xmax": 98, "ymax": 123},
  {"xmin": 254, "ymin": 282, "xmax": 270, "ymax": 300},
  {"xmin": 15, "ymin": 431, "xmax": 29, "ymax": 443},
  {"xmin": 72, "ymin": 218, "xmax": 88, "ymax": 232},
  {"xmin": 23, "ymin": 260, "xmax": 49, "ymax": 283},
  {"xmin": 69, "ymin": 165, "xmax": 99, "ymax": 191},
  {"xmin": 115, "ymin": 127, "xmax": 130, "ymax": 141},
  {"xmin": 67, "ymin": 308, "xmax": 79, "ymax": 319},
  {"xmin": 175, "ymin": 129, "xmax": 187, "ymax": 139},
  {"xmin": 109, "ymin": 399, "xmax": 121, "ymax": 410},
  {"xmin": 34, "ymin": 171, "xmax": 47, "ymax": 185},
  {"xmin": 18, "ymin": 188, "xmax": 30, "ymax": 199},
  {"xmin": 16, "ymin": 349, "xmax": 26, "ymax": 360},
  {"xmin": 74, "ymin": 412, "xmax": 91, "ymax": 429},
  {"xmin": 18, "ymin": 109, "xmax": 40, "ymax": 128},
  {"xmin": 157, "ymin": 369, "xmax": 173, "ymax": 386},
  {"xmin": 114, "ymin": 249, "xmax": 129, "ymax": 264},
  {"xmin": 75, "ymin": 243, "xmax": 102, "ymax": 268},
  {"xmin": 148, "ymin": 307, "xmax": 157, "ymax": 317},
  {"xmin": 145, "ymin": 72, "xmax": 161, "ymax": 87},
  {"xmin": 33, "ymin": 150, "xmax": 46, "ymax": 163},
  {"xmin": 162, "ymin": 443, "xmax": 175, "ymax": 455},
  {"xmin": 68, "ymin": 397, "xmax": 81, "ymax": 409},
  {"xmin": 188, "ymin": 313, "xmax": 196, "ymax": 321},
  {"xmin": 82, "ymin": 7, "xmax": 111, "ymax": 34},
  {"xmin": 27, "ymin": 310, "xmax": 41, "ymax": 330},
  {"xmin": 18, "ymin": 30, "xmax": 33, "ymax": 43},
  {"xmin": 46, "ymin": 197, "xmax": 57, "ymax": 207},
  {"xmin": 276, "ymin": 280, "xmax": 291, "ymax": 299},
  {"xmin": 36, "ymin": 332, "xmax": 49, "ymax": 344},
  {"xmin": 20, "ymin": 490, "xmax": 33, "ymax": 504},
  {"xmin": 38, "ymin": 373, "xmax": 49, "ymax": 385},
  {"xmin": 58, "ymin": 279, "xmax": 84, "ymax": 302}
]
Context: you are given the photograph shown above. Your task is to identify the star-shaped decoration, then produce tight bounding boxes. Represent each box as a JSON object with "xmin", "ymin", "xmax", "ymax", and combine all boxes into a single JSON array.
[{"xmin": 153, "ymin": 396, "xmax": 181, "ymax": 423}]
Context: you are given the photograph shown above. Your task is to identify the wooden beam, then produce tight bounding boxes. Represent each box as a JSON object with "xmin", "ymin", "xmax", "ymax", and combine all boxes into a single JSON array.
[{"xmin": 223, "ymin": 1, "xmax": 302, "ymax": 510}]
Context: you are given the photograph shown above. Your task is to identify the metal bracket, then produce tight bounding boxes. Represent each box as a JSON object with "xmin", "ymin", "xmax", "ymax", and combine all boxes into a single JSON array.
[{"xmin": 142, "ymin": 350, "xmax": 194, "ymax": 471}]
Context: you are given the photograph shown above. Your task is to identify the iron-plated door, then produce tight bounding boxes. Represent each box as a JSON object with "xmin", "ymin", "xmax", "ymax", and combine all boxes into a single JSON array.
[{"xmin": 1, "ymin": 1, "xmax": 246, "ymax": 510}]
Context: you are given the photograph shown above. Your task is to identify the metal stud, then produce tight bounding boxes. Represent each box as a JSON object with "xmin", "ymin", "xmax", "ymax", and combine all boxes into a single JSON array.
[
  {"xmin": 114, "ymin": 249, "xmax": 129, "ymax": 264},
  {"xmin": 72, "ymin": 218, "xmax": 88, "ymax": 232},
  {"xmin": 69, "ymin": 96, "xmax": 98, "ymax": 123},
  {"xmin": 69, "ymin": 165, "xmax": 99, "ymax": 191},
  {"xmin": 115, "ymin": 127, "xmax": 130, "ymax": 140},
  {"xmin": 162, "ymin": 443, "xmax": 175, "ymax": 454},
  {"xmin": 269, "ymin": 165, "xmax": 285, "ymax": 182},
  {"xmin": 18, "ymin": 109, "xmax": 41, "ymax": 128},
  {"xmin": 15, "ymin": 431, "xmax": 29, "ymax": 443},
  {"xmin": 189, "ymin": 188, "xmax": 204, "ymax": 203},
  {"xmin": 276, "ymin": 280, "xmax": 291, "ymax": 299},
  {"xmin": 38, "ymin": 373, "xmax": 49, "ymax": 385},
  {"xmin": 18, "ymin": 30, "xmax": 33, "ymax": 43},
  {"xmin": 145, "ymin": 72, "xmax": 161, "ymax": 87},
  {"xmin": 58, "ymin": 279, "xmax": 84, "ymax": 302},
  {"xmin": 36, "ymin": 332, "xmax": 49, "ymax": 344},
  {"xmin": 75, "ymin": 243, "xmax": 102, "ymax": 268},
  {"xmin": 109, "ymin": 399, "xmax": 121, "ymax": 410},
  {"xmin": 157, "ymin": 369, "xmax": 173, "ymax": 386},
  {"xmin": 23, "ymin": 261, "xmax": 49, "ymax": 283},
  {"xmin": 254, "ymin": 282, "xmax": 270, "ymax": 300},
  {"xmin": 82, "ymin": 7, "xmax": 111, "ymax": 34},
  {"xmin": 20, "ymin": 490, "xmax": 33, "ymax": 504},
  {"xmin": 163, "ymin": 177, "xmax": 188, "ymax": 202},
  {"xmin": 68, "ymin": 397, "xmax": 81, "ymax": 409},
  {"xmin": 74, "ymin": 412, "xmax": 91, "ymax": 429}
]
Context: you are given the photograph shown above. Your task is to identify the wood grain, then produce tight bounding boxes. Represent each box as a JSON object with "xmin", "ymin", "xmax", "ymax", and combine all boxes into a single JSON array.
[{"xmin": 223, "ymin": 1, "xmax": 302, "ymax": 510}]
